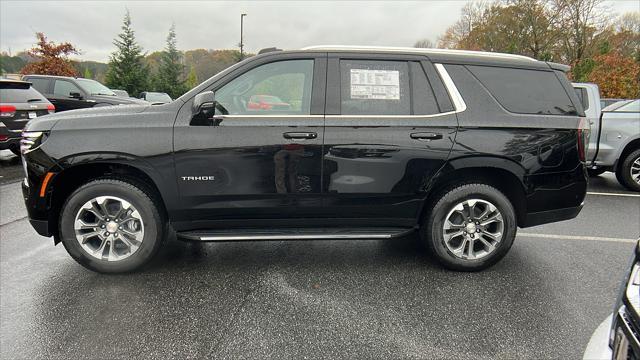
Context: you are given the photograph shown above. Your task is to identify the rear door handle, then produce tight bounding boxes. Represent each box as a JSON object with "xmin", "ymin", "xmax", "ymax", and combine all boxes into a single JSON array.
[
  {"xmin": 283, "ymin": 132, "xmax": 317, "ymax": 140},
  {"xmin": 410, "ymin": 132, "xmax": 443, "ymax": 140}
]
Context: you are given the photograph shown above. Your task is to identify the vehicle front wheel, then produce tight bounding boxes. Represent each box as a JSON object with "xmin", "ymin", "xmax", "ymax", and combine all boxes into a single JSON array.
[
  {"xmin": 421, "ymin": 184, "xmax": 517, "ymax": 271},
  {"xmin": 617, "ymin": 149, "xmax": 640, "ymax": 192},
  {"xmin": 59, "ymin": 178, "xmax": 165, "ymax": 273}
]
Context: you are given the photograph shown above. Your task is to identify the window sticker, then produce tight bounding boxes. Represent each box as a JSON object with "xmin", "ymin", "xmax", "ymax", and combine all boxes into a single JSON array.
[{"xmin": 350, "ymin": 69, "xmax": 400, "ymax": 100}]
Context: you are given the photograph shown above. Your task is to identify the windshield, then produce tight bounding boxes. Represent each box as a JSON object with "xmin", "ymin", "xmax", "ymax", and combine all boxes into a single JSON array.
[
  {"xmin": 75, "ymin": 78, "xmax": 116, "ymax": 96},
  {"xmin": 145, "ymin": 92, "xmax": 172, "ymax": 103}
]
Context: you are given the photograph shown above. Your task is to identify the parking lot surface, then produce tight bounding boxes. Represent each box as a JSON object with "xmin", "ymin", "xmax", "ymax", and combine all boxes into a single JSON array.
[{"xmin": 1, "ymin": 151, "xmax": 639, "ymax": 359}]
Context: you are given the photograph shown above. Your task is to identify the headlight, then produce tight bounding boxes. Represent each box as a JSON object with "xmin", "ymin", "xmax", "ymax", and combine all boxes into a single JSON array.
[{"xmin": 20, "ymin": 131, "xmax": 48, "ymax": 154}]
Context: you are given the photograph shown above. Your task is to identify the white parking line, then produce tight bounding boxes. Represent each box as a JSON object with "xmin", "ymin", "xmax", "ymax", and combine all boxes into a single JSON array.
[
  {"xmin": 587, "ymin": 191, "xmax": 640, "ymax": 197},
  {"xmin": 518, "ymin": 232, "xmax": 637, "ymax": 243}
]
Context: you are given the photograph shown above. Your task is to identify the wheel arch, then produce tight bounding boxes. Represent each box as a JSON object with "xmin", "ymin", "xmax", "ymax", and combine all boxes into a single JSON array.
[
  {"xmin": 615, "ymin": 137, "xmax": 640, "ymax": 172},
  {"xmin": 420, "ymin": 157, "xmax": 528, "ymax": 226},
  {"xmin": 47, "ymin": 159, "xmax": 171, "ymax": 243}
]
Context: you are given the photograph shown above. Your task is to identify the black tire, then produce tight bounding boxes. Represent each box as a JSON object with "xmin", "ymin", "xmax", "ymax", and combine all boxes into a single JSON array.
[
  {"xmin": 59, "ymin": 178, "xmax": 165, "ymax": 273},
  {"xmin": 617, "ymin": 149, "xmax": 640, "ymax": 192},
  {"xmin": 587, "ymin": 168, "xmax": 606, "ymax": 177},
  {"xmin": 421, "ymin": 183, "xmax": 517, "ymax": 272}
]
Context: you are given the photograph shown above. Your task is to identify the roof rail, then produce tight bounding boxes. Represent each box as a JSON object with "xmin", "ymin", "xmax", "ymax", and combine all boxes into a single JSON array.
[
  {"xmin": 258, "ymin": 47, "xmax": 282, "ymax": 54},
  {"xmin": 301, "ymin": 45, "xmax": 537, "ymax": 62}
]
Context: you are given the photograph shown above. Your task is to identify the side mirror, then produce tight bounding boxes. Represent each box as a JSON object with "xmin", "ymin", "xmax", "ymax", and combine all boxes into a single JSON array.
[
  {"xmin": 69, "ymin": 92, "xmax": 82, "ymax": 99},
  {"xmin": 192, "ymin": 91, "xmax": 216, "ymax": 114}
]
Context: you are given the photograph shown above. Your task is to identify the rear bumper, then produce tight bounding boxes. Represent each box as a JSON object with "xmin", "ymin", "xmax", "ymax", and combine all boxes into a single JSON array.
[
  {"xmin": 0, "ymin": 130, "xmax": 20, "ymax": 150},
  {"xmin": 520, "ymin": 204, "xmax": 583, "ymax": 228}
]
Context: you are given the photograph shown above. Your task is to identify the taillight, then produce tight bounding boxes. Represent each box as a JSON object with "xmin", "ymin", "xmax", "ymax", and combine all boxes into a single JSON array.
[
  {"xmin": 0, "ymin": 105, "xmax": 16, "ymax": 118},
  {"xmin": 46, "ymin": 103, "xmax": 55, "ymax": 114},
  {"xmin": 577, "ymin": 117, "xmax": 590, "ymax": 162}
]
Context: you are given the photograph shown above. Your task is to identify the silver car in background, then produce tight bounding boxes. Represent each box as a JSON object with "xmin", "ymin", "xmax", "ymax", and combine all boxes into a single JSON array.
[{"xmin": 573, "ymin": 83, "xmax": 640, "ymax": 191}]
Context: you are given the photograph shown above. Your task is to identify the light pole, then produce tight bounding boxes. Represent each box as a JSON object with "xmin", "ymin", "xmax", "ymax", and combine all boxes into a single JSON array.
[{"xmin": 239, "ymin": 13, "xmax": 247, "ymax": 61}]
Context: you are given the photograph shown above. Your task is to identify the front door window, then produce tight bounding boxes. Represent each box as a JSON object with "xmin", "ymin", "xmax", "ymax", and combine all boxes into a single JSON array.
[{"xmin": 215, "ymin": 59, "xmax": 314, "ymax": 115}]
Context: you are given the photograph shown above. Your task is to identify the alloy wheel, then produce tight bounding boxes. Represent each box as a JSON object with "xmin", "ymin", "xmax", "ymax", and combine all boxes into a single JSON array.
[
  {"xmin": 73, "ymin": 196, "xmax": 145, "ymax": 261},
  {"xmin": 442, "ymin": 199, "xmax": 504, "ymax": 260},
  {"xmin": 630, "ymin": 156, "xmax": 640, "ymax": 186}
]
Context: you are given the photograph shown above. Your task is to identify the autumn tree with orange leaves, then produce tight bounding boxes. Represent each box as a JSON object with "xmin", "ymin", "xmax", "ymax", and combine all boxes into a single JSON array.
[{"xmin": 20, "ymin": 32, "xmax": 79, "ymax": 76}]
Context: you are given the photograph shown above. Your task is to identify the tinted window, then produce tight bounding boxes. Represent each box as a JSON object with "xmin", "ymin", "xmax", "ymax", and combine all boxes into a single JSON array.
[
  {"xmin": 0, "ymin": 83, "xmax": 47, "ymax": 103},
  {"xmin": 468, "ymin": 65, "xmax": 577, "ymax": 115},
  {"xmin": 28, "ymin": 78, "xmax": 50, "ymax": 94},
  {"xmin": 340, "ymin": 60, "xmax": 410, "ymax": 115},
  {"xmin": 574, "ymin": 87, "xmax": 589, "ymax": 110},
  {"xmin": 216, "ymin": 59, "xmax": 314, "ymax": 115},
  {"xmin": 53, "ymin": 80, "xmax": 82, "ymax": 97},
  {"xmin": 411, "ymin": 62, "xmax": 440, "ymax": 115}
]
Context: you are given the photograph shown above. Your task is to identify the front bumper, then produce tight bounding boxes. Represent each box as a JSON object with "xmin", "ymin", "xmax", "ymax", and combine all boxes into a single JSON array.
[
  {"xmin": 22, "ymin": 177, "xmax": 53, "ymax": 237},
  {"xmin": 612, "ymin": 306, "xmax": 640, "ymax": 359}
]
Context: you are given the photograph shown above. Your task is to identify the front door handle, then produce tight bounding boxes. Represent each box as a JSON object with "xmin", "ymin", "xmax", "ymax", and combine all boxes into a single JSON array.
[
  {"xmin": 283, "ymin": 132, "xmax": 317, "ymax": 140},
  {"xmin": 410, "ymin": 132, "xmax": 443, "ymax": 140}
]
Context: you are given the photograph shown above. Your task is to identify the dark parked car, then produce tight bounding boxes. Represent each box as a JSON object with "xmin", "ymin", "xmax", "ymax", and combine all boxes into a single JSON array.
[
  {"xmin": 22, "ymin": 75, "xmax": 146, "ymax": 112},
  {"xmin": 21, "ymin": 46, "xmax": 588, "ymax": 273},
  {"xmin": 0, "ymin": 79, "xmax": 54, "ymax": 155},
  {"xmin": 139, "ymin": 91, "xmax": 172, "ymax": 104}
]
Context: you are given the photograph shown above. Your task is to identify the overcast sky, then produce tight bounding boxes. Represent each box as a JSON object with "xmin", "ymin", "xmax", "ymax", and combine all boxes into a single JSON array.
[{"xmin": 1, "ymin": 0, "xmax": 638, "ymax": 62}]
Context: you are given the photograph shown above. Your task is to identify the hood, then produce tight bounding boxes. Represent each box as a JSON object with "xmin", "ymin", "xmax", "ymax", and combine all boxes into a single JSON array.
[
  {"xmin": 91, "ymin": 94, "xmax": 149, "ymax": 105},
  {"xmin": 23, "ymin": 104, "xmax": 149, "ymax": 132}
]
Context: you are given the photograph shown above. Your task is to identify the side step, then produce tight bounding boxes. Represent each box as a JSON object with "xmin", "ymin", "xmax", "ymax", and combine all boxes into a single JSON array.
[{"xmin": 177, "ymin": 227, "xmax": 416, "ymax": 242}]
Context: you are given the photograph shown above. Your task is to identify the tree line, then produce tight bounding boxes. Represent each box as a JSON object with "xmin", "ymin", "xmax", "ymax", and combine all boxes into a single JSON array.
[
  {"xmin": 1, "ymin": 10, "xmax": 243, "ymax": 99},
  {"xmin": 415, "ymin": 0, "xmax": 639, "ymax": 98}
]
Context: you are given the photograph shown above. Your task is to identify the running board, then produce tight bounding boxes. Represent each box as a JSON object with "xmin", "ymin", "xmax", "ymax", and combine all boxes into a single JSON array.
[{"xmin": 177, "ymin": 227, "xmax": 416, "ymax": 242}]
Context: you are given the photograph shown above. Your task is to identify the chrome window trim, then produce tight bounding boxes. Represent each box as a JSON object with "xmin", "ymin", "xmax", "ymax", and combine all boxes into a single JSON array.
[
  {"xmin": 434, "ymin": 63, "xmax": 467, "ymax": 113},
  {"xmin": 217, "ymin": 63, "xmax": 467, "ymax": 119}
]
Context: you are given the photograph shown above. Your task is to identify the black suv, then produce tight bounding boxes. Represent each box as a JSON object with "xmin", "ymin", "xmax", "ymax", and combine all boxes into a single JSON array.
[
  {"xmin": 21, "ymin": 75, "xmax": 146, "ymax": 112},
  {"xmin": 1, "ymin": 79, "xmax": 54, "ymax": 155},
  {"xmin": 21, "ymin": 46, "xmax": 589, "ymax": 273}
]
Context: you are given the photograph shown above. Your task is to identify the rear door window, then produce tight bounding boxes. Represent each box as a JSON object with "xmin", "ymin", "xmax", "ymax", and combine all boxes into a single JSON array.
[
  {"xmin": 339, "ymin": 60, "xmax": 411, "ymax": 115},
  {"xmin": 27, "ymin": 78, "xmax": 51, "ymax": 95},
  {"xmin": 467, "ymin": 65, "xmax": 577, "ymax": 115}
]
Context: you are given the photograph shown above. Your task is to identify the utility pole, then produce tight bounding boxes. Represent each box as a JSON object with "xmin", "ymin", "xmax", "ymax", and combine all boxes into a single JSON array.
[{"xmin": 239, "ymin": 13, "xmax": 247, "ymax": 61}]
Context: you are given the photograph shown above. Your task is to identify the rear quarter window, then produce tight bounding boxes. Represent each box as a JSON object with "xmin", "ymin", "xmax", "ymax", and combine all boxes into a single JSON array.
[
  {"xmin": 574, "ymin": 87, "xmax": 589, "ymax": 110},
  {"xmin": 467, "ymin": 65, "xmax": 578, "ymax": 116}
]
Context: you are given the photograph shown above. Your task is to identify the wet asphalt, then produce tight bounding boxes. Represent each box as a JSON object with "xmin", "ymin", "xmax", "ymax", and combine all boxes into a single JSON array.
[{"xmin": 1, "ymin": 149, "xmax": 639, "ymax": 359}]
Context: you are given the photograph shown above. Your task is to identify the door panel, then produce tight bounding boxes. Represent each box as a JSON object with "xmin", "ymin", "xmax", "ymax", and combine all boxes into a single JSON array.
[
  {"xmin": 322, "ymin": 56, "xmax": 458, "ymax": 222},
  {"xmin": 172, "ymin": 56, "xmax": 326, "ymax": 225}
]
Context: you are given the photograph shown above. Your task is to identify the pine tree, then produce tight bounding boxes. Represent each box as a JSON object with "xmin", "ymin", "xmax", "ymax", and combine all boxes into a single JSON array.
[
  {"xmin": 155, "ymin": 24, "xmax": 188, "ymax": 98},
  {"xmin": 83, "ymin": 67, "xmax": 92, "ymax": 79},
  {"xmin": 185, "ymin": 66, "xmax": 198, "ymax": 90},
  {"xmin": 105, "ymin": 10, "xmax": 149, "ymax": 97}
]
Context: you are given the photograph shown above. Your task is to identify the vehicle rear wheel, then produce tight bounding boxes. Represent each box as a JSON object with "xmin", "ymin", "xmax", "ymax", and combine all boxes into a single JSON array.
[
  {"xmin": 59, "ymin": 178, "xmax": 165, "ymax": 273},
  {"xmin": 421, "ymin": 183, "xmax": 517, "ymax": 271},
  {"xmin": 587, "ymin": 168, "xmax": 606, "ymax": 177},
  {"xmin": 617, "ymin": 149, "xmax": 640, "ymax": 192}
]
